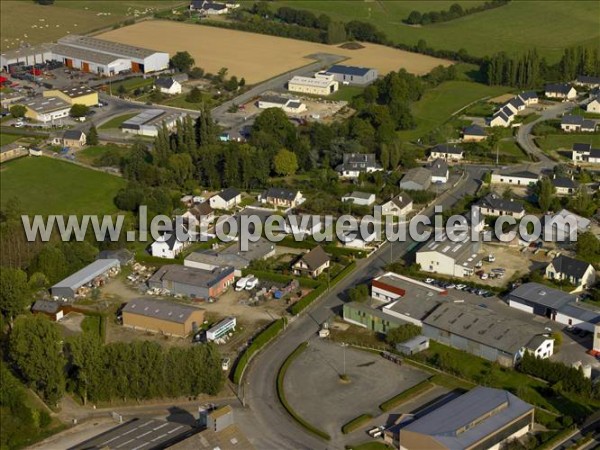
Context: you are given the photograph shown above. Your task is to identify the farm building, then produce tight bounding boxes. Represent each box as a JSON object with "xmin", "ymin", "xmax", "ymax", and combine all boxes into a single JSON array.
[
  {"xmin": 43, "ymin": 85, "xmax": 98, "ymax": 106},
  {"xmin": 257, "ymin": 95, "xmax": 306, "ymax": 114},
  {"xmin": 416, "ymin": 230, "xmax": 483, "ymax": 278},
  {"xmin": 545, "ymin": 255, "xmax": 596, "ymax": 290},
  {"xmin": 209, "ymin": 187, "xmax": 241, "ymax": 210},
  {"xmin": 54, "ymin": 35, "xmax": 169, "ymax": 74},
  {"xmin": 0, "ymin": 43, "xmax": 55, "ymax": 72},
  {"xmin": 380, "ymin": 194, "xmax": 413, "ymax": 218},
  {"xmin": 336, "ymin": 153, "xmax": 382, "ymax": 179},
  {"xmin": 62, "ymin": 129, "xmax": 87, "ymax": 148},
  {"xmin": 325, "ymin": 64, "xmax": 378, "ymax": 86},
  {"xmin": 23, "ymin": 96, "xmax": 71, "ymax": 123},
  {"xmin": 287, "ymin": 72, "xmax": 338, "ymax": 96},
  {"xmin": 121, "ymin": 109, "xmax": 183, "ymax": 137},
  {"xmin": 388, "ymin": 387, "xmax": 534, "ymax": 450},
  {"xmin": 545, "ymin": 83, "xmax": 577, "ymax": 99},
  {"xmin": 51, "ymin": 259, "xmax": 120, "ymax": 299},
  {"xmin": 147, "ymin": 264, "xmax": 235, "ymax": 299},
  {"xmin": 292, "ymin": 246, "xmax": 330, "ymax": 278},
  {"xmin": 572, "ymin": 143, "xmax": 600, "ymax": 164},
  {"xmin": 399, "ymin": 167, "xmax": 431, "ymax": 191},
  {"xmin": 341, "ymin": 191, "xmax": 376, "ymax": 206},
  {"xmin": 206, "ymin": 317, "xmax": 236, "ymax": 341},
  {"xmin": 491, "ymin": 170, "xmax": 540, "ymax": 186},
  {"xmin": 122, "ymin": 298, "xmax": 205, "ymax": 337},
  {"xmin": 31, "ymin": 300, "xmax": 64, "ymax": 321}
]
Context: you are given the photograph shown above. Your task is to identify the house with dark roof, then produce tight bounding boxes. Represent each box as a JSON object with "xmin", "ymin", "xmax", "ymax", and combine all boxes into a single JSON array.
[
  {"xmin": 509, "ymin": 96, "xmax": 526, "ymax": 111},
  {"xmin": 341, "ymin": 191, "xmax": 376, "ymax": 206},
  {"xmin": 572, "ymin": 142, "xmax": 600, "ymax": 164},
  {"xmin": 462, "ymin": 124, "xmax": 487, "ymax": 142},
  {"xmin": 260, "ymin": 187, "xmax": 304, "ymax": 209},
  {"xmin": 389, "ymin": 387, "xmax": 535, "ymax": 450},
  {"xmin": 545, "ymin": 255, "xmax": 596, "ymax": 289},
  {"xmin": 489, "ymin": 109, "xmax": 512, "ymax": 127},
  {"xmin": 292, "ymin": 246, "xmax": 330, "ymax": 278},
  {"xmin": 148, "ymin": 264, "xmax": 235, "ymax": 299},
  {"xmin": 545, "ymin": 83, "xmax": 577, "ymax": 100},
  {"xmin": 587, "ymin": 95, "xmax": 600, "ymax": 114},
  {"xmin": 189, "ymin": 0, "xmax": 233, "ymax": 15},
  {"xmin": 429, "ymin": 158, "xmax": 449, "ymax": 183},
  {"xmin": 380, "ymin": 194, "xmax": 413, "ymax": 217},
  {"xmin": 429, "ymin": 143, "xmax": 464, "ymax": 161},
  {"xmin": 336, "ymin": 153, "xmax": 382, "ymax": 179},
  {"xmin": 150, "ymin": 232, "xmax": 187, "ymax": 259},
  {"xmin": 575, "ymin": 75, "xmax": 600, "ymax": 88},
  {"xmin": 560, "ymin": 114, "xmax": 596, "ymax": 132},
  {"xmin": 518, "ymin": 91, "xmax": 539, "ymax": 105},
  {"xmin": 62, "ymin": 129, "xmax": 86, "ymax": 148},
  {"xmin": 31, "ymin": 300, "xmax": 64, "ymax": 321},
  {"xmin": 209, "ymin": 187, "xmax": 241, "ymax": 210},
  {"xmin": 325, "ymin": 64, "xmax": 378, "ymax": 86},
  {"xmin": 182, "ymin": 201, "xmax": 214, "ymax": 226},
  {"xmin": 552, "ymin": 176, "xmax": 579, "ymax": 195},
  {"xmin": 491, "ymin": 170, "xmax": 540, "ymax": 186},
  {"xmin": 475, "ymin": 193, "xmax": 525, "ymax": 219},
  {"xmin": 155, "ymin": 77, "xmax": 182, "ymax": 95},
  {"xmin": 400, "ymin": 167, "xmax": 432, "ymax": 191},
  {"xmin": 122, "ymin": 298, "xmax": 205, "ymax": 337}
]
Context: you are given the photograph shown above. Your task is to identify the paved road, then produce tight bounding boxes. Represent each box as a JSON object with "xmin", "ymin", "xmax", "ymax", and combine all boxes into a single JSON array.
[{"xmin": 236, "ymin": 169, "xmax": 485, "ymax": 450}]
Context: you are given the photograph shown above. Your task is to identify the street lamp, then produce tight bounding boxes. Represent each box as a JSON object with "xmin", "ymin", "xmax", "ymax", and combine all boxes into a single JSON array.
[{"xmin": 341, "ymin": 342, "xmax": 348, "ymax": 376}]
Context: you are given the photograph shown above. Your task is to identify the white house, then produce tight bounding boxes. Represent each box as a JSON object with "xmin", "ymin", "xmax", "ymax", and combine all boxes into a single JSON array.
[
  {"xmin": 552, "ymin": 176, "xmax": 579, "ymax": 195},
  {"xmin": 572, "ymin": 143, "xmax": 600, "ymax": 164},
  {"xmin": 380, "ymin": 194, "xmax": 413, "ymax": 218},
  {"xmin": 181, "ymin": 201, "xmax": 214, "ymax": 228},
  {"xmin": 575, "ymin": 75, "xmax": 600, "ymax": 89},
  {"xmin": 155, "ymin": 77, "xmax": 182, "ymax": 95},
  {"xmin": 545, "ymin": 83, "xmax": 577, "ymax": 100},
  {"xmin": 545, "ymin": 255, "xmax": 596, "ymax": 290},
  {"xmin": 416, "ymin": 231, "xmax": 483, "ymax": 278},
  {"xmin": 560, "ymin": 115, "xmax": 596, "ymax": 132},
  {"xmin": 429, "ymin": 144, "xmax": 464, "ymax": 161},
  {"xmin": 336, "ymin": 153, "xmax": 382, "ymax": 179},
  {"xmin": 190, "ymin": 0, "xmax": 235, "ymax": 15},
  {"xmin": 209, "ymin": 187, "xmax": 241, "ymax": 210},
  {"xmin": 475, "ymin": 193, "xmax": 525, "ymax": 219},
  {"xmin": 489, "ymin": 111, "xmax": 512, "ymax": 128},
  {"xmin": 429, "ymin": 158, "xmax": 449, "ymax": 183},
  {"xmin": 150, "ymin": 233, "xmax": 186, "ymax": 259},
  {"xmin": 518, "ymin": 91, "xmax": 539, "ymax": 106},
  {"xmin": 260, "ymin": 187, "xmax": 304, "ymax": 209},
  {"xmin": 586, "ymin": 96, "xmax": 600, "ymax": 113},
  {"xmin": 341, "ymin": 230, "xmax": 377, "ymax": 249},
  {"xmin": 491, "ymin": 170, "xmax": 540, "ymax": 186},
  {"xmin": 341, "ymin": 191, "xmax": 376, "ymax": 206}
]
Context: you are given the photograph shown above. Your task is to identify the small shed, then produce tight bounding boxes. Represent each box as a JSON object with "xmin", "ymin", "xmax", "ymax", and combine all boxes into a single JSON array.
[
  {"xmin": 31, "ymin": 300, "xmax": 64, "ymax": 321},
  {"xmin": 396, "ymin": 335, "xmax": 429, "ymax": 355}
]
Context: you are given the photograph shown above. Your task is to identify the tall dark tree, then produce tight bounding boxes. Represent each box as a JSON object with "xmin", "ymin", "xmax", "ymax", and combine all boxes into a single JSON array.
[{"xmin": 87, "ymin": 123, "xmax": 99, "ymax": 146}]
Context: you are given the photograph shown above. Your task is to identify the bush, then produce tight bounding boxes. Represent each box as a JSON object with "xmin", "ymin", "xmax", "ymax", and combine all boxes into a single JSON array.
[
  {"xmin": 379, "ymin": 380, "xmax": 433, "ymax": 411},
  {"xmin": 341, "ymin": 414, "xmax": 373, "ymax": 434}
]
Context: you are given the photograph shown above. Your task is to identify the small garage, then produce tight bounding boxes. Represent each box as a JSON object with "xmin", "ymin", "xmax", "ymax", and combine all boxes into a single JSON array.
[{"xmin": 31, "ymin": 300, "xmax": 64, "ymax": 321}]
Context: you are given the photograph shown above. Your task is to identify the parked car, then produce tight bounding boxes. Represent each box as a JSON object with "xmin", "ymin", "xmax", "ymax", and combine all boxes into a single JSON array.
[
  {"xmin": 245, "ymin": 276, "xmax": 259, "ymax": 290},
  {"xmin": 235, "ymin": 275, "xmax": 251, "ymax": 291},
  {"xmin": 221, "ymin": 357, "xmax": 230, "ymax": 371}
]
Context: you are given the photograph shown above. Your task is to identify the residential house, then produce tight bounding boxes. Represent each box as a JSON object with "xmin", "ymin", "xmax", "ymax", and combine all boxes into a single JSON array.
[
  {"xmin": 462, "ymin": 124, "xmax": 487, "ymax": 142},
  {"xmin": 341, "ymin": 231, "xmax": 377, "ymax": 249},
  {"xmin": 189, "ymin": 0, "xmax": 234, "ymax": 15},
  {"xmin": 380, "ymin": 194, "xmax": 413, "ymax": 218},
  {"xmin": 341, "ymin": 191, "xmax": 376, "ymax": 206},
  {"xmin": 155, "ymin": 77, "xmax": 182, "ymax": 95},
  {"xmin": 325, "ymin": 65, "xmax": 378, "ymax": 86},
  {"xmin": 416, "ymin": 230, "xmax": 483, "ymax": 278},
  {"xmin": 209, "ymin": 187, "xmax": 241, "ymax": 210},
  {"xmin": 545, "ymin": 83, "xmax": 577, "ymax": 100},
  {"xmin": 62, "ymin": 129, "xmax": 86, "ymax": 148},
  {"xmin": 150, "ymin": 233, "xmax": 186, "ymax": 259},
  {"xmin": 475, "ymin": 193, "xmax": 525, "ymax": 219},
  {"xmin": 292, "ymin": 246, "xmax": 330, "ymax": 278},
  {"xmin": 518, "ymin": 91, "xmax": 539, "ymax": 106},
  {"xmin": 545, "ymin": 255, "xmax": 596, "ymax": 289},
  {"xmin": 260, "ymin": 187, "xmax": 304, "ymax": 209},
  {"xmin": 587, "ymin": 96, "xmax": 600, "ymax": 113},
  {"xmin": 572, "ymin": 143, "xmax": 600, "ymax": 164},
  {"xmin": 336, "ymin": 153, "xmax": 382, "ymax": 179},
  {"xmin": 560, "ymin": 114, "xmax": 596, "ymax": 132},
  {"xmin": 575, "ymin": 75, "xmax": 600, "ymax": 89},
  {"xmin": 489, "ymin": 109, "xmax": 512, "ymax": 127},
  {"xmin": 400, "ymin": 168, "xmax": 432, "ymax": 191},
  {"xmin": 491, "ymin": 170, "xmax": 540, "ymax": 186},
  {"xmin": 182, "ymin": 201, "xmax": 214, "ymax": 228},
  {"xmin": 552, "ymin": 176, "xmax": 579, "ymax": 195},
  {"xmin": 0, "ymin": 143, "xmax": 27, "ymax": 163},
  {"xmin": 429, "ymin": 158, "xmax": 449, "ymax": 183},
  {"xmin": 429, "ymin": 143, "xmax": 464, "ymax": 161},
  {"xmin": 508, "ymin": 96, "xmax": 526, "ymax": 112}
]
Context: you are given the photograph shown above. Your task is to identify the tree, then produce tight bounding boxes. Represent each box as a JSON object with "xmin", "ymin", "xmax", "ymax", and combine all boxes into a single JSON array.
[
  {"xmin": 536, "ymin": 177, "xmax": 555, "ymax": 212},
  {"xmin": 87, "ymin": 123, "xmax": 98, "ymax": 145},
  {"xmin": 347, "ymin": 284, "xmax": 369, "ymax": 303},
  {"xmin": 117, "ymin": 84, "xmax": 127, "ymax": 96},
  {"xmin": 386, "ymin": 324, "xmax": 421, "ymax": 345},
  {"xmin": 186, "ymin": 87, "xmax": 202, "ymax": 103},
  {"xmin": 239, "ymin": 77, "xmax": 246, "ymax": 88},
  {"xmin": 9, "ymin": 315, "xmax": 66, "ymax": 405},
  {"xmin": 188, "ymin": 67, "xmax": 204, "ymax": 79},
  {"xmin": 273, "ymin": 149, "xmax": 298, "ymax": 176},
  {"xmin": 406, "ymin": 10, "xmax": 422, "ymax": 25},
  {"xmin": 170, "ymin": 51, "xmax": 195, "ymax": 73},
  {"xmin": 327, "ymin": 21, "xmax": 347, "ymax": 44},
  {"xmin": 224, "ymin": 76, "xmax": 238, "ymax": 92},
  {"xmin": 216, "ymin": 67, "xmax": 229, "ymax": 84},
  {"xmin": 10, "ymin": 105, "xmax": 26, "ymax": 118},
  {"xmin": 70, "ymin": 104, "xmax": 89, "ymax": 118},
  {"xmin": 576, "ymin": 232, "xmax": 600, "ymax": 264},
  {"xmin": 0, "ymin": 268, "xmax": 29, "ymax": 327}
]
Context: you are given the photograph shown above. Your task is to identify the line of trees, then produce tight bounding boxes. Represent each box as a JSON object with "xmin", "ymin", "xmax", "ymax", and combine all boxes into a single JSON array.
[{"xmin": 405, "ymin": 1, "xmax": 510, "ymax": 26}]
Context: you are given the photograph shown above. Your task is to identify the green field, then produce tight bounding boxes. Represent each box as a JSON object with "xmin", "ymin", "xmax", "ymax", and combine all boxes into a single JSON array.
[
  {"xmin": 269, "ymin": 0, "xmax": 600, "ymax": 62},
  {"xmin": 99, "ymin": 113, "xmax": 138, "ymax": 130},
  {"xmin": 161, "ymin": 93, "xmax": 215, "ymax": 110},
  {"xmin": 329, "ymin": 86, "xmax": 365, "ymax": 102},
  {"xmin": 77, "ymin": 143, "xmax": 129, "ymax": 166},
  {"xmin": 110, "ymin": 77, "xmax": 155, "ymax": 94},
  {"xmin": 0, "ymin": 133, "xmax": 21, "ymax": 146},
  {"xmin": 0, "ymin": 157, "xmax": 125, "ymax": 216},
  {"xmin": 535, "ymin": 134, "xmax": 600, "ymax": 152},
  {"xmin": 398, "ymin": 80, "xmax": 509, "ymax": 140},
  {"xmin": 0, "ymin": 1, "xmax": 186, "ymax": 49}
]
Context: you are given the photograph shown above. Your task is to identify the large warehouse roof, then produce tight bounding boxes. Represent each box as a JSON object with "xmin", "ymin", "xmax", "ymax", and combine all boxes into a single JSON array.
[
  {"xmin": 149, "ymin": 264, "xmax": 234, "ymax": 288},
  {"xmin": 58, "ymin": 35, "xmax": 161, "ymax": 60},
  {"xmin": 51, "ymin": 43, "xmax": 123, "ymax": 66},
  {"xmin": 52, "ymin": 259, "xmax": 120, "ymax": 293},
  {"xmin": 24, "ymin": 96, "xmax": 70, "ymax": 113},
  {"xmin": 123, "ymin": 298, "xmax": 203, "ymax": 324}
]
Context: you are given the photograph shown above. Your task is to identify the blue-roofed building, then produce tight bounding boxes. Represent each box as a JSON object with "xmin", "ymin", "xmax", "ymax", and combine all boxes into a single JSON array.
[
  {"xmin": 387, "ymin": 387, "xmax": 534, "ymax": 450},
  {"xmin": 325, "ymin": 64, "xmax": 378, "ymax": 86}
]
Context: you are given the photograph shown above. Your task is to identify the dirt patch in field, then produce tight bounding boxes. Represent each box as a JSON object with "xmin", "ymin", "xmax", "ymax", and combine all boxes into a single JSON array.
[
  {"xmin": 97, "ymin": 21, "xmax": 453, "ymax": 84},
  {"xmin": 339, "ymin": 42, "xmax": 365, "ymax": 50},
  {"xmin": 489, "ymin": 94, "xmax": 516, "ymax": 104}
]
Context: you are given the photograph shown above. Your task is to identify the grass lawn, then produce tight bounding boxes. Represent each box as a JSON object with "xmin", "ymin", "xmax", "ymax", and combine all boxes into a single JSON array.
[
  {"xmin": 0, "ymin": 133, "xmax": 21, "ymax": 146},
  {"xmin": 99, "ymin": 113, "xmax": 138, "ymax": 130},
  {"xmin": 570, "ymin": 107, "xmax": 600, "ymax": 120},
  {"xmin": 1, "ymin": 157, "xmax": 125, "ymax": 216},
  {"xmin": 346, "ymin": 442, "xmax": 394, "ymax": 450},
  {"xmin": 329, "ymin": 86, "xmax": 365, "ymax": 102},
  {"xmin": 77, "ymin": 144, "xmax": 129, "ymax": 166},
  {"xmin": 497, "ymin": 140, "xmax": 528, "ymax": 159},
  {"xmin": 110, "ymin": 77, "xmax": 155, "ymax": 93},
  {"xmin": 0, "ymin": 1, "xmax": 185, "ymax": 49},
  {"xmin": 162, "ymin": 94, "xmax": 215, "ymax": 110},
  {"xmin": 270, "ymin": 0, "xmax": 600, "ymax": 63},
  {"xmin": 535, "ymin": 134, "xmax": 600, "ymax": 152},
  {"xmin": 398, "ymin": 81, "xmax": 510, "ymax": 141}
]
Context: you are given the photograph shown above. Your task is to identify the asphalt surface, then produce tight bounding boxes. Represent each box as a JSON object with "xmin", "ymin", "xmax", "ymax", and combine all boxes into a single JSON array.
[{"xmin": 236, "ymin": 168, "xmax": 486, "ymax": 450}]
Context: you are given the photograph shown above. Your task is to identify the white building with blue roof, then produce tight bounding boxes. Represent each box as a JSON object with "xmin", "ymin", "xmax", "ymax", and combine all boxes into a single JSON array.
[{"xmin": 325, "ymin": 64, "xmax": 378, "ymax": 86}]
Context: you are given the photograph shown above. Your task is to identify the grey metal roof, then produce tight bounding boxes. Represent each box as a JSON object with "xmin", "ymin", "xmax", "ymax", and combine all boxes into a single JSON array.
[
  {"xmin": 32, "ymin": 300, "xmax": 61, "ymax": 314},
  {"xmin": 24, "ymin": 96, "xmax": 70, "ymax": 113},
  {"xmin": 260, "ymin": 95, "xmax": 288, "ymax": 106},
  {"xmin": 402, "ymin": 387, "xmax": 533, "ymax": 449},
  {"xmin": 327, "ymin": 64, "xmax": 373, "ymax": 77},
  {"xmin": 122, "ymin": 109, "xmax": 165, "ymax": 127},
  {"xmin": 549, "ymin": 255, "xmax": 592, "ymax": 279},
  {"xmin": 51, "ymin": 43, "xmax": 123, "ymax": 66},
  {"xmin": 476, "ymin": 193, "xmax": 525, "ymax": 214},
  {"xmin": 52, "ymin": 259, "xmax": 119, "ymax": 292},
  {"xmin": 401, "ymin": 168, "xmax": 432, "ymax": 186},
  {"xmin": 123, "ymin": 298, "xmax": 203, "ymax": 324},
  {"xmin": 508, "ymin": 282, "xmax": 575, "ymax": 310},
  {"xmin": 58, "ymin": 35, "xmax": 162, "ymax": 60},
  {"xmin": 149, "ymin": 264, "xmax": 234, "ymax": 289},
  {"xmin": 429, "ymin": 158, "xmax": 448, "ymax": 178},
  {"xmin": 496, "ymin": 170, "xmax": 539, "ymax": 180}
]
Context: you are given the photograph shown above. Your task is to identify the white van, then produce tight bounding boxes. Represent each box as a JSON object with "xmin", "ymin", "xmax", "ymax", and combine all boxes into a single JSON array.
[
  {"xmin": 245, "ymin": 276, "xmax": 258, "ymax": 290},
  {"xmin": 235, "ymin": 276, "xmax": 250, "ymax": 291}
]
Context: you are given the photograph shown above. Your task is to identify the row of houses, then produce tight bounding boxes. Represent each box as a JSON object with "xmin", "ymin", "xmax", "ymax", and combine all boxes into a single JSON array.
[
  {"xmin": 560, "ymin": 114, "xmax": 597, "ymax": 133},
  {"xmin": 489, "ymin": 91, "xmax": 538, "ymax": 128},
  {"xmin": 490, "ymin": 169, "xmax": 582, "ymax": 195}
]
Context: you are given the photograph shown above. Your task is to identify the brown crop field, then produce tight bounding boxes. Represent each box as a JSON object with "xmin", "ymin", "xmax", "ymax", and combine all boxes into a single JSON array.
[{"xmin": 98, "ymin": 21, "xmax": 452, "ymax": 84}]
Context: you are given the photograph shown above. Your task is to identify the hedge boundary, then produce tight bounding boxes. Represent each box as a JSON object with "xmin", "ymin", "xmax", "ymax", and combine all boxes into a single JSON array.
[
  {"xmin": 276, "ymin": 343, "xmax": 331, "ymax": 441},
  {"xmin": 232, "ymin": 318, "xmax": 286, "ymax": 384},
  {"xmin": 341, "ymin": 414, "xmax": 373, "ymax": 434},
  {"xmin": 379, "ymin": 380, "xmax": 434, "ymax": 412}
]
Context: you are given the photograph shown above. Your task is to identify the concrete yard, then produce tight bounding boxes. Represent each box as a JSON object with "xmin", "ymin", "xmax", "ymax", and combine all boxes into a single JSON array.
[{"xmin": 283, "ymin": 338, "xmax": 429, "ymax": 440}]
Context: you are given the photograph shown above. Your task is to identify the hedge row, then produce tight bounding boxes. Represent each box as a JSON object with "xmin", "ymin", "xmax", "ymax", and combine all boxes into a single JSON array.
[
  {"xmin": 341, "ymin": 414, "xmax": 373, "ymax": 434},
  {"xmin": 232, "ymin": 318, "xmax": 286, "ymax": 384},
  {"xmin": 379, "ymin": 380, "xmax": 433, "ymax": 412},
  {"xmin": 241, "ymin": 269, "xmax": 293, "ymax": 285},
  {"xmin": 290, "ymin": 261, "xmax": 357, "ymax": 315},
  {"xmin": 277, "ymin": 343, "xmax": 331, "ymax": 441}
]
